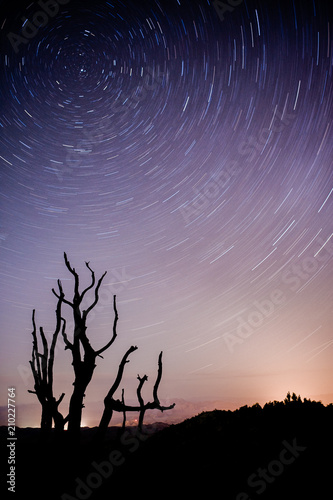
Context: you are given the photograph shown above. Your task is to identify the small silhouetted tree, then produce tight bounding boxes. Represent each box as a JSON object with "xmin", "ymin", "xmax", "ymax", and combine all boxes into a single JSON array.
[
  {"xmin": 28, "ymin": 292, "xmax": 67, "ymax": 434},
  {"xmin": 98, "ymin": 350, "xmax": 175, "ymax": 438},
  {"xmin": 284, "ymin": 391, "xmax": 291, "ymax": 404}
]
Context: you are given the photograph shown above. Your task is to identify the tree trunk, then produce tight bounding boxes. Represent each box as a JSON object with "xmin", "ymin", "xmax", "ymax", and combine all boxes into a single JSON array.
[
  {"xmin": 98, "ymin": 404, "xmax": 113, "ymax": 438},
  {"xmin": 40, "ymin": 404, "xmax": 52, "ymax": 434},
  {"xmin": 53, "ymin": 412, "xmax": 65, "ymax": 434},
  {"xmin": 138, "ymin": 408, "xmax": 146, "ymax": 434},
  {"xmin": 67, "ymin": 356, "xmax": 97, "ymax": 436},
  {"xmin": 67, "ymin": 385, "xmax": 85, "ymax": 437}
]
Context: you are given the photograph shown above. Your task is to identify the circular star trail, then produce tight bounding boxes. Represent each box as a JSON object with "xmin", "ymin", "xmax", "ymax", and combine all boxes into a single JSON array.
[{"xmin": 0, "ymin": 0, "xmax": 333, "ymax": 424}]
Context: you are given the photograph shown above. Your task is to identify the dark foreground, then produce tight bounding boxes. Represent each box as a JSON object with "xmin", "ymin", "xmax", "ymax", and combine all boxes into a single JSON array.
[{"xmin": 1, "ymin": 397, "xmax": 333, "ymax": 499}]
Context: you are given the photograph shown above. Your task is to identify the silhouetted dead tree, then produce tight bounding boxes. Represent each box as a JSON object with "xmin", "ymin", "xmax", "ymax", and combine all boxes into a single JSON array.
[
  {"xmin": 28, "ymin": 252, "xmax": 175, "ymax": 440},
  {"xmin": 52, "ymin": 252, "xmax": 118, "ymax": 437},
  {"xmin": 136, "ymin": 351, "xmax": 175, "ymax": 433},
  {"xmin": 28, "ymin": 292, "xmax": 67, "ymax": 434},
  {"xmin": 98, "ymin": 349, "xmax": 175, "ymax": 438}
]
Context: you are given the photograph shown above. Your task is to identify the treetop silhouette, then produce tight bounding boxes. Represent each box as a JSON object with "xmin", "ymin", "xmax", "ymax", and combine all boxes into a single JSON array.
[{"xmin": 28, "ymin": 252, "xmax": 175, "ymax": 438}]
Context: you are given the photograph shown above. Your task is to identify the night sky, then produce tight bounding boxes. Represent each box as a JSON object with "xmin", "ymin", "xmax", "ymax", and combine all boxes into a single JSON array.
[{"xmin": 0, "ymin": 0, "xmax": 332, "ymax": 427}]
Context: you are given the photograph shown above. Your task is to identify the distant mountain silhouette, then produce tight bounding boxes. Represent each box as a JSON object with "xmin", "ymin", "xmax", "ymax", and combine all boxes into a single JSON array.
[{"xmin": 2, "ymin": 395, "xmax": 332, "ymax": 499}]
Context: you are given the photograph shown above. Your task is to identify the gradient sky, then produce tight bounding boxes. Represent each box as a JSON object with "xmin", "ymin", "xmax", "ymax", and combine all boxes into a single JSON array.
[{"xmin": 0, "ymin": 0, "xmax": 332, "ymax": 427}]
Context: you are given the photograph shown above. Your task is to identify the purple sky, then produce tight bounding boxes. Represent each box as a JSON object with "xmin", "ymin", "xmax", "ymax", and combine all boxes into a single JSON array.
[{"xmin": 0, "ymin": 0, "xmax": 332, "ymax": 427}]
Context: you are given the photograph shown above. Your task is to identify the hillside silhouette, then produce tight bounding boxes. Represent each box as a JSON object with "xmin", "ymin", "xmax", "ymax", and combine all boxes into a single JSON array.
[
  {"xmin": 108, "ymin": 394, "xmax": 332, "ymax": 498},
  {"xmin": 2, "ymin": 393, "xmax": 332, "ymax": 499}
]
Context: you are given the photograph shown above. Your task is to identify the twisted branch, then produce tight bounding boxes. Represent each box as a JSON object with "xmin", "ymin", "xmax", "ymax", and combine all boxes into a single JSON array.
[{"xmin": 95, "ymin": 295, "xmax": 118, "ymax": 357}]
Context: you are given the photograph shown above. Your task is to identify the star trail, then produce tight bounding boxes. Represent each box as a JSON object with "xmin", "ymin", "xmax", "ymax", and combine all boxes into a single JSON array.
[{"xmin": 0, "ymin": 0, "xmax": 332, "ymax": 426}]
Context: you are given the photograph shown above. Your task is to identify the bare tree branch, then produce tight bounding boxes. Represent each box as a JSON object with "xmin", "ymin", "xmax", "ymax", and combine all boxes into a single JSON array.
[
  {"xmin": 107, "ymin": 345, "xmax": 138, "ymax": 400},
  {"xmin": 121, "ymin": 388, "xmax": 126, "ymax": 430},
  {"xmin": 83, "ymin": 270, "xmax": 107, "ymax": 319},
  {"xmin": 57, "ymin": 393, "xmax": 65, "ymax": 406},
  {"xmin": 137, "ymin": 374, "xmax": 148, "ymax": 406},
  {"xmin": 48, "ymin": 290, "xmax": 64, "ymax": 389},
  {"xmin": 64, "ymin": 252, "xmax": 77, "ymax": 278},
  {"xmin": 30, "ymin": 310, "xmax": 42, "ymax": 383},
  {"xmin": 61, "ymin": 317, "xmax": 73, "ymax": 351},
  {"xmin": 79, "ymin": 261, "xmax": 96, "ymax": 303},
  {"xmin": 95, "ymin": 294, "xmax": 118, "ymax": 357},
  {"xmin": 98, "ymin": 345, "xmax": 138, "ymax": 436},
  {"xmin": 38, "ymin": 327, "xmax": 48, "ymax": 382},
  {"xmin": 64, "ymin": 252, "xmax": 80, "ymax": 303},
  {"xmin": 153, "ymin": 351, "xmax": 163, "ymax": 404},
  {"xmin": 52, "ymin": 280, "xmax": 74, "ymax": 308},
  {"xmin": 137, "ymin": 374, "xmax": 148, "ymax": 432}
]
